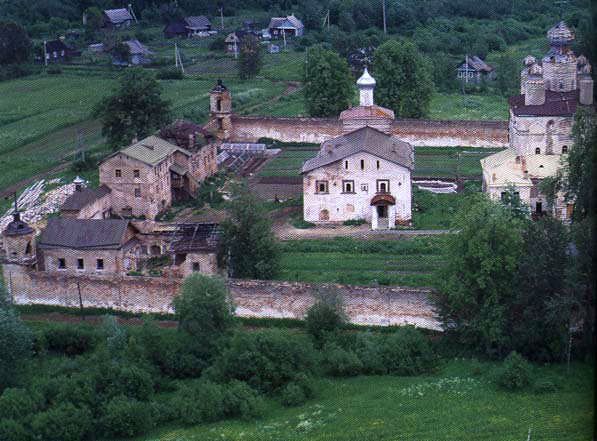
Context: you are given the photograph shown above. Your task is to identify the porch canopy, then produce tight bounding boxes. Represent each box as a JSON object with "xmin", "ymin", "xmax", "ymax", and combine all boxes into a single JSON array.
[{"xmin": 371, "ymin": 194, "xmax": 396, "ymax": 206}]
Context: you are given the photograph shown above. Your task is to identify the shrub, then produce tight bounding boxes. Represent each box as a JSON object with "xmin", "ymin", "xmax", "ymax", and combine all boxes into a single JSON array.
[
  {"xmin": 533, "ymin": 379, "xmax": 557, "ymax": 394},
  {"xmin": 208, "ymin": 329, "xmax": 318, "ymax": 394},
  {"xmin": 381, "ymin": 327, "xmax": 436, "ymax": 375},
  {"xmin": 353, "ymin": 332, "xmax": 387, "ymax": 375},
  {"xmin": 222, "ymin": 380, "xmax": 265, "ymax": 420},
  {"xmin": 43, "ymin": 324, "xmax": 96, "ymax": 356},
  {"xmin": 149, "ymin": 400, "xmax": 178, "ymax": 425},
  {"xmin": 31, "ymin": 402, "xmax": 93, "ymax": 441},
  {"xmin": 46, "ymin": 65, "xmax": 62, "ymax": 74},
  {"xmin": 54, "ymin": 374, "xmax": 97, "ymax": 409},
  {"xmin": 343, "ymin": 218, "xmax": 367, "ymax": 226},
  {"xmin": 171, "ymin": 380, "xmax": 225, "ymax": 425},
  {"xmin": 305, "ymin": 287, "xmax": 346, "ymax": 344},
  {"xmin": 322, "ymin": 343, "xmax": 363, "ymax": 377},
  {"xmin": 0, "ymin": 387, "xmax": 43, "ymax": 421},
  {"xmin": 96, "ymin": 364, "xmax": 154, "ymax": 401},
  {"xmin": 101, "ymin": 395, "xmax": 153, "ymax": 438},
  {"xmin": 156, "ymin": 67, "xmax": 183, "ymax": 80},
  {"xmin": 0, "ymin": 419, "xmax": 29, "ymax": 441},
  {"xmin": 209, "ymin": 36, "xmax": 226, "ymax": 51},
  {"xmin": 0, "ymin": 308, "xmax": 32, "ymax": 388},
  {"xmin": 279, "ymin": 382, "xmax": 306, "ymax": 407},
  {"xmin": 496, "ymin": 351, "xmax": 531, "ymax": 391}
]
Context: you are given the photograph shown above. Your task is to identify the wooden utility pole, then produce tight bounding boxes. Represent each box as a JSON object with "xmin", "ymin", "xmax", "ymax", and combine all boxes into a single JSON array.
[
  {"xmin": 219, "ymin": 7, "xmax": 224, "ymax": 30},
  {"xmin": 43, "ymin": 40, "xmax": 48, "ymax": 66},
  {"xmin": 77, "ymin": 281, "xmax": 85, "ymax": 320},
  {"xmin": 382, "ymin": 0, "xmax": 387, "ymax": 34}
]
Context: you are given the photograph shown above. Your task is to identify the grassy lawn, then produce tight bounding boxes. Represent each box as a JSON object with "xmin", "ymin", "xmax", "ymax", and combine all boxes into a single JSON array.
[
  {"xmin": 429, "ymin": 93, "xmax": 509, "ymax": 121},
  {"xmin": 276, "ymin": 237, "xmax": 447, "ymax": 287},
  {"xmin": 257, "ymin": 146, "xmax": 317, "ymax": 177},
  {"xmin": 412, "ymin": 183, "xmax": 481, "ymax": 230},
  {"xmin": 140, "ymin": 359, "xmax": 594, "ymax": 441}
]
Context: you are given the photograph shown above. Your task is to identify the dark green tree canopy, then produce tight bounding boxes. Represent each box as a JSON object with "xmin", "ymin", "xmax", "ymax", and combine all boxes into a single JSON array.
[
  {"xmin": 238, "ymin": 34, "xmax": 263, "ymax": 80},
  {"xmin": 304, "ymin": 45, "xmax": 354, "ymax": 117},
  {"xmin": 94, "ymin": 68, "xmax": 172, "ymax": 150},
  {"xmin": 372, "ymin": 39, "xmax": 434, "ymax": 118},
  {"xmin": 0, "ymin": 21, "xmax": 32, "ymax": 65}
]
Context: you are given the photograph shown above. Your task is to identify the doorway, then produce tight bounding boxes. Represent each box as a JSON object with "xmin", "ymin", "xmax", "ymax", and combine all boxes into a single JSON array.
[{"xmin": 376, "ymin": 205, "xmax": 388, "ymax": 218}]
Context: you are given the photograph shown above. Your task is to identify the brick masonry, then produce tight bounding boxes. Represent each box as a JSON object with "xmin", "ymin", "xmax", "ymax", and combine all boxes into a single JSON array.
[{"xmin": 3, "ymin": 264, "xmax": 440, "ymax": 330}]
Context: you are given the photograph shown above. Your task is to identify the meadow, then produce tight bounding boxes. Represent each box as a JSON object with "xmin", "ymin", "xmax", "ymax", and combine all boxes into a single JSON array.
[
  {"xmin": 276, "ymin": 237, "xmax": 447, "ymax": 286},
  {"xmin": 140, "ymin": 358, "xmax": 594, "ymax": 441}
]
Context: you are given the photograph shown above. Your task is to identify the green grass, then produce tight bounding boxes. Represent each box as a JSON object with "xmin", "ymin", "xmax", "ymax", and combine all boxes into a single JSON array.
[
  {"xmin": 412, "ymin": 184, "xmax": 482, "ymax": 230},
  {"xmin": 261, "ymin": 50, "xmax": 306, "ymax": 82},
  {"xmin": 257, "ymin": 147, "xmax": 317, "ymax": 177},
  {"xmin": 276, "ymin": 237, "xmax": 447, "ymax": 287},
  {"xmin": 414, "ymin": 146, "xmax": 505, "ymax": 178},
  {"xmin": 429, "ymin": 93, "xmax": 509, "ymax": 121},
  {"xmin": 139, "ymin": 358, "xmax": 594, "ymax": 441}
]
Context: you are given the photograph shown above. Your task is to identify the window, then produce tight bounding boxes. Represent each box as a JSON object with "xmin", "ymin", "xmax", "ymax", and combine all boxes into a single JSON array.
[
  {"xmin": 133, "ymin": 169, "xmax": 140, "ymax": 178},
  {"xmin": 115, "ymin": 169, "xmax": 122, "ymax": 177},
  {"xmin": 96, "ymin": 259, "xmax": 104, "ymax": 270},
  {"xmin": 25, "ymin": 242, "xmax": 31, "ymax": 255},
  {"xmin": 217, "ymin": 118, "xmax": 223, "ymax": 129},
  {"xmin": 58, "ymin": 258, "xmax": 66, "ymax": 269},
  {"xmin": 134, "ymin": 188, "xmax": 141, "ymax": 198},
  {"xmin": 360, "ymin": 159, "xmax": 365, "ymax": 170},
  {"xmin": 216, "ymin": 98, "xmax": 222, "ymax": 111},
  {"xmin": 77, "ymin": 258, "xmax": 84, "ymax": 270},
  {"xmin": 376, "ymin": 160, "xmax": 380, "ymax": 170},
  {"xmin": 344, "ymin": 160, "xmax": 349, "ymax": 170},
  {"xmin": 361, "ymin": 183, "xmax": 368, "ymax": 192},
  {"xmin": 377, "ymin": 179, "xmax": 390, "ymax": 193},
  {"xmin": 535, "ymin": 148, "xmax": 541, "ymax": 154},
  {"xmin": 192, "ymin": 262, "xmax": 200, "ymax": 272},
  {"xmin": 562, "ymin": 145, "xmax": 568, "ymax": 153},
  {"xmin": 316, "ymin": 180, "xmax": 329, "ymax": 194},
  {"xmin": 342, "ymin": 180, "xmax": 355, "ymax": 193}
]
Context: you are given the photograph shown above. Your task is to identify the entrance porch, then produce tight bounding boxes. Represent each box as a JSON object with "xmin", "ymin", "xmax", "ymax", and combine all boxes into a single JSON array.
[{"xmin": 371, "ymin": 194, "xmax": 396, "ymax": 230}]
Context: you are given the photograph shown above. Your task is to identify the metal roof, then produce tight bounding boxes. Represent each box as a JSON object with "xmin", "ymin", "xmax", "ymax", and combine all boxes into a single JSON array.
[
  {"xmin": 302, "ymin": 126, "xmax": 414, "ymax": 173},
  {"xmin": 104, "ymin": 136, "xmax": 192, "ymax": 167},
  {"xmin": 184, "ymin": 16, "xmax": 211, "ymax": 29},
  {"xmin": 125, "ymin": 39, "xmax": 151, "ymax": 55},
  {"xmin": 509, "ymin": 89, "xmax": 579, "ymax": 117},
  {"xmin": 38, "ymin": 218, "xmax": 133, "ymax": 250},
  {"xmin": 61, "ymin": 185, "xmax": 111, "ymax": 212},
  {"xmin": 268, "ymin": 15, "xmax": 304, "ymax": 30},
  {"xmin": 104, "ymin": 8, "xmax": 133, "ymax": 24}
]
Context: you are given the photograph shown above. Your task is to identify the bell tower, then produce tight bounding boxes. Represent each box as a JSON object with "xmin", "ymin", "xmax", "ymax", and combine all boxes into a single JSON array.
[
  {"xmin": 1, "ymin": 198, "xmax": 36, "ymax": 266},
  {"xmin": 209, "ymin": 79, "xmax": 232, "ymax": 139}
]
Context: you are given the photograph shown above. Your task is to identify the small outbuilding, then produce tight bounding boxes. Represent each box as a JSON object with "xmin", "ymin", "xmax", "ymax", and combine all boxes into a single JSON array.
[
  {"xmin": 457, "ymin": 55, "xmax": 495, "ymax": 83},
  {"xmin": 268, "ymin": 14, "xmax": 304, "ymax": 38},
  {"xmin": 103, "ymin": 8, "xmax": 134, "ymax": 29}
]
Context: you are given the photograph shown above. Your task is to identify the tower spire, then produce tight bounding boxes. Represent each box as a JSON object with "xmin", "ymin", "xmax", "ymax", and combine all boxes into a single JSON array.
[{"xmin": 356, "ymin": 68, "xmax": 376, "ymax": 106}]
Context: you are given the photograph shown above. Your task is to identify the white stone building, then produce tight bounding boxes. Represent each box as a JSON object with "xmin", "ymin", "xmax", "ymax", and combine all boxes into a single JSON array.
[
  {"xmin": 302, "ymin": 69, "xmax": 414, "ymax": 229},
  {"xmin": 482, "ymin": 21, "xmax": 593, "ymax": 220}
]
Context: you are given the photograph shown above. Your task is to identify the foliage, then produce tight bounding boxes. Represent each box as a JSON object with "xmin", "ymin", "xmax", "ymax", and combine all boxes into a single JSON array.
[
  {"xmin": 94, "ymin": 68, "xmax": 171, "ymax": 150},
  {"xmin": 157, "ymin": 67, "xmax": 184, "ymax": 80},
  {"xmin": 0, "ymin": 387, "xmax": 43, "ymax": 420},
  {"xmin": 101, "ymin": 395, "xmax": 154, "ymax": 438},
  {"xmin": 279, "ymin": 381, "xmax": 307, "ymax": 407},
  {"xmin": 238, "ymin": 34, "xmax": 263, "ymax": 80},
  {"xmin": 171, "ymin": 380, "xmax": 226, "ymax": 425},
  {"xmin": 30, "ymin": 402, "xmax": 93, "ymax": 441},
  {"xmin": 495, "ymin": 52, "xmax": 520, "ymax": 97},
  {"xmin": 173, "ymin": 274, "xmax": 236, "ymax": 356},
  {"xmin": 222, "ymin": 380, "xmax": 265, "ymax": 419},
  {"xmin": 0, "ymin": 308, "xmax": 32, "ymax": 389},
  {"xmin": 304, "ymin": 45, "xmax": 354, "ymax": 117},
  {"xmin": 208, "ymin": 329, "xmax": 318, "ymax": 394},
  {"xmin": 218, "ymin": 187, "xmax": 280, "ymax": 279},
  {"xmin": 101, "ymin": 315, "xmax": 128, "ymax": 357},
  {"xmin": 0, "ymin": 22, "xmax": 31, "ymax": 65},
  {"xmin": 0, "ymin": 419, "xmax": 28, "ymax": 441},
  {"xmin": 381, "ymin": 326, "xmax": 437, "ymax": 375},
  {"xmin": 343, "ymin": 218, "xmax": 367, "ymax": 226},
  {"xmin": 305, "ymin": 287, "xmax": 346, "ymax": 344},
  {"xmin": 321, "ymin": 343, "xmax": 363, "ymax": 377},
  {"xmin": 43, "ymin": 323, "xmax": 96, "ymax": 356},
  {"xmin": 495, "ymin": 351, "xmax": 531, "ymax": 390},
  {"xmin": 373, "ymin": 39, "xmax": 434, "ymax": 118},
  {"xmin": 499, "ymin": 184, "xmax": 530, "ymax": 219},
  {"xmin": 434, "ymin": 195, "xmax": 524, "ymax": 357}
]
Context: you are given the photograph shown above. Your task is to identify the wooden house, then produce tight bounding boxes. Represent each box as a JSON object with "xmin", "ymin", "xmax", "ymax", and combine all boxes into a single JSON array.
[
  {"xmin": 457, "ymin": 55, "xmax": 495, "ymax": 83},
  {"xmin": 268, "ymin": 14, "xmax": 304, "ymax": 38}
]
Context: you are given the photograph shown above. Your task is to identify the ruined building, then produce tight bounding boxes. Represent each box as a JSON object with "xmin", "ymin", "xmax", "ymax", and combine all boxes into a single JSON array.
[
  {"xmin": 302, "ymin": 69, "xmax": 414, "ymax": 229},
  {"xmin": 481, "ymin": 21, "xmax": 594, "ymax": 220}
]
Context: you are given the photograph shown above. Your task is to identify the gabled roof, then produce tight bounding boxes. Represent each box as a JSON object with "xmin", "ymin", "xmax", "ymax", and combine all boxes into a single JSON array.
[
  {"xmin": 509, "ymin": 89, "xmax": 579, "ymax": 117},
  {"xmin": 38, "ymin": 218, "xmax": 133, "ymax": 250},
  {"xmin": 104, "ymin": 8, "xmax": 133, "ymax": 24},
  {"xmin": 458, "ymin": 56, "xmax": 493, "ymax": 73},
  {"xmin": 184, "ymin": 16, "xmax": 211, "ymax": 29},
  {"xmin": 339, "ymin": 105, "xmax": 395, "ymax": 120},
  {"xmin": 168, "ymin": 223, "xmax": 220, "ymax": 252},
  {"xmin": 268, "ymin": 15, "xmax": 304, "ymax": 30},
  {"xmin": 102, "ymin": 136, "xmax": 192, "ymax": 167},
  {"xmin": 61, "ymin": 185, "xmax": 111, "ymax": 212},
  {"xmin": 125, "ymin": 39, "xmax": 151, "ymax": 55},
  {"xmin": 45, "ymin": 39, "xmax": 69, "ymax": 52},
  {"xmin": 302, "ymin": 126, "xmax": 414, "ymax": 174}
]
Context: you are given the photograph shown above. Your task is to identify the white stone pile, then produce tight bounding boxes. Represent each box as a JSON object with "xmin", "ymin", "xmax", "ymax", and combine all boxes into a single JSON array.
[
  {"xmin": 0, "ymin": 179, "xmax": 77, "ymax": 232},
  {"xmin": 413, "ymin": 180, "xmax": 457, "ymax": 194}
]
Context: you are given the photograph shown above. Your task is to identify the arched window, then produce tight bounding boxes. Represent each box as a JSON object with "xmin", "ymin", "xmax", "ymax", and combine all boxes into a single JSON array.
[
  {"xmin": 562, "ymin": 145, "xmax": 568, "ymax": 153},
  {"xmin": 25, "ymin": 242, "xmax": 31, "ymax": 255},
  {"xmin": 535, "ymin": 148, "xmax": 541, "ymax": 154}
]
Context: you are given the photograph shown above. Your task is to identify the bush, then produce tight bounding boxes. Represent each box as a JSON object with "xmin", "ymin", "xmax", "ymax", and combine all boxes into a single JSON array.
[
  {"xmin": 381, "ymin": 327, "xmax": 436, "ymax": 375},
  {"xmin": 343, "ymin": 218, "xmax": 367, "ymax": 226},
  {"xmin": 322, "ymin": 343, "xmax": 363, "ymax": 377},
  {"xmin": 496, "ymin": 351, "xmax": 532, "ymax": 390},
  {"xmin": 305, "ymin": 288, "xmax": 346, "ymax": 344},
  {"xmin": 222, "ymin": 380, "xmax": 265, "ymax": 420},
  {"xmin": 0, "ymin": 64, "xmax": 39, "ymax": 82},
  {"xmin": 353, "ymin": 332, "xmax": 387, "ymax": 375},
  {"xmin": 70, "ymin": 154, "xmax": 96, "ymax": 173},
  {"xmin": 43, "ymin": 324, "xmax": 96, "ymax": 356},
  {"xmin": 101, "ymin": 395, "xmax": 153, "ymax": 438},
  {"xmin": 95, "ymin": 363, "xmax": 154, "ymax": 401},
  {"xmin": 279, "ymin": 382, "xmax": 307, "ymax": 407},
  {"xmin": 31, "ymin": 402, "xmax": 93, "ymax": 441},
  {"xmin": 0, "ymin": 308, "xmax": 32, "ymax": 388},
  {"xmin": 0, "ymin": 387, "xmax": 43, "ymax": 421},
  {"xmin": 171, "ymin": 380, "xmax": 225, "ymax": 425},
  {"xmin": 156, "ymin": 67, "xmax": 183, "ymax": 80},
  {"xmin": 54, "ymin": 374, "xmax": 97, "ymax": 409},
  {"xmin": 209, "ymin": 36, "xmax": 226, "ymax": 51},
  {"xmin": 46, "ymin": 65, "xmax": 62, "ymax": 74},
  {"xmin": 533, "ymin": 379, "xmax": 558, "ymax": 394},
  {"xmin": 208, "ymin": 329, "xmax": 318, "ymax": 394},
  {"xmin": 0, "ymin": 419, "xmax": 29, "ymax": 441}
]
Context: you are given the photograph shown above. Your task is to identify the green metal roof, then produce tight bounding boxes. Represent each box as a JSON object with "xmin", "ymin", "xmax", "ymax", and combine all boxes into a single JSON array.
[{"xmin": 114, "ymin": 135, "xmax": 192, "ymax": 167}]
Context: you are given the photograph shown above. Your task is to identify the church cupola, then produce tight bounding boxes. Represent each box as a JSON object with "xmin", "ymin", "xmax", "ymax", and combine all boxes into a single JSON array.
[
  {"xmin": 357, "ymin": 68, "xmax": 376, "ymax": 106},
  {"xmin": 2, "ymin": 211, "xmax": 36, "ymax": 265}
]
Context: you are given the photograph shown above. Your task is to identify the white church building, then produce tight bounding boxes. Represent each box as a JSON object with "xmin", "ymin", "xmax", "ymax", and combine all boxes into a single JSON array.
[{"xmin": 302, "ymin": 69, "xmax": 414, "ymax": 229}]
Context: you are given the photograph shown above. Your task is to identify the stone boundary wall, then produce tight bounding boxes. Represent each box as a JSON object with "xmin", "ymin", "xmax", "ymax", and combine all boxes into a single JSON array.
[
  {"xmin": 4, "ymin": 265, "xmax": 440, "ymax": 330},
  {"xmin": 230, "ymin": 115, "xmax": 508, "ymax": 148}
]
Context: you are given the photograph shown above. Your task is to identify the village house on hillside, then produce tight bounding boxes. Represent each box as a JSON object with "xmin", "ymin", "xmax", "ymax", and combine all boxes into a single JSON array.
[
  {"xmin": 481, "ymin": 21, "xmax": 594, "ymax": 221},
  {"xmin": 268, "ymin": 14, "xmax": 304, "ymax": 37},
  {"xmin": 103, "ymin": 8, "xmax": 134, "ymax": 29},
  {"xmin": 164, "ymin": 16, "xmax": 212, "ymax": 38},
  {"xmin": 112, "ymin": 39, "xmax": 152, "ymax": 66},
  {"xmin": 456, "ymin": 55, "xmax": 495, "ymax": 83},
  {"xmin": 39, "ymin": 39, "xmax": 80, "ymax": 64},
  {"xmin": 302, "ymin": 69, "xmax": 414, "ymax": 229}
]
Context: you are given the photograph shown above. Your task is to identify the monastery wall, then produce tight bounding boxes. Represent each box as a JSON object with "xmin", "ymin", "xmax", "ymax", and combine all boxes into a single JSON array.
[
  {"xmin": 230, "ymin": 115, "xmax": 508, "ymax": 147},
  {"xmin": 3, "ymin": 264, "xmax": 439, "ymax": 330}
]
